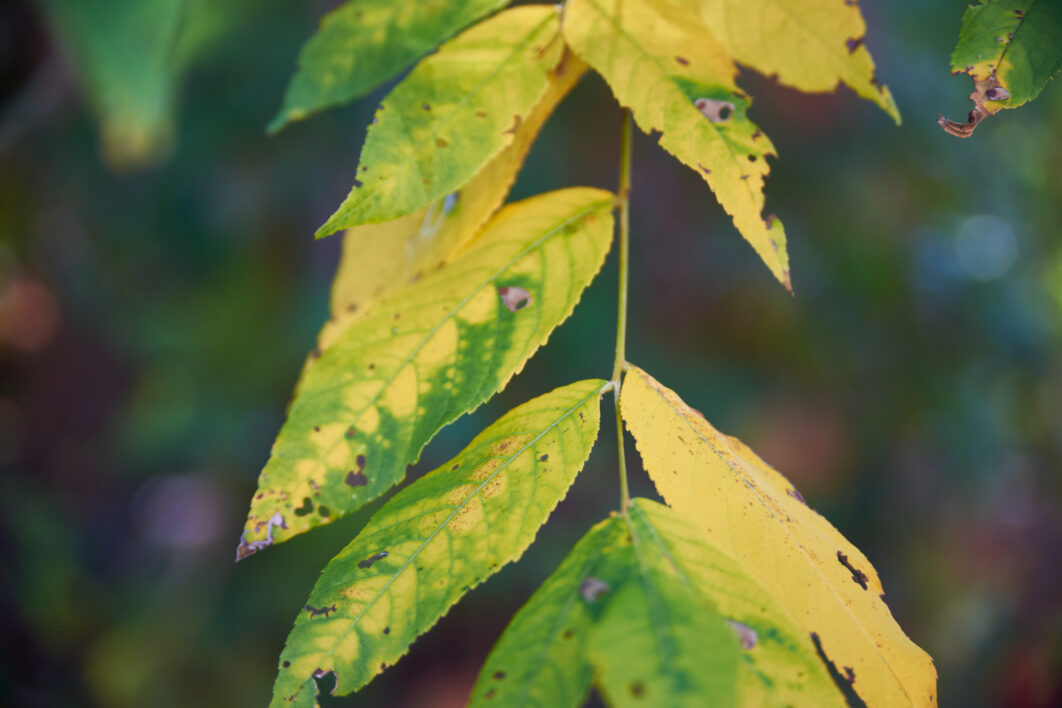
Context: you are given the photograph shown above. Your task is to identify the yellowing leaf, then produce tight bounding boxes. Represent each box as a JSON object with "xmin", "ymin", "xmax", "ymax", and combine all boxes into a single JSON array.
[
  {"xmin": 685, "ymin": 0, "xmax": 900, "ymax": 123},
  {"xmin": 316, "ymin": 5, "xmax": 563, "ymax": 237},
  {"xmin": 621, "ymin": 364, "xmax": 938, "ymax": 707},
  {"xmin": 317, "ymin": 54, "xmax": 588, "ymax": 351},
  {"xmin": 268, "ymin": 0, "xmax": 509, "ymax": 132},
  {"xmin": 237, "ymin": 188, "xmax": 614, "ymax": 558},
  {"xmin": 271, "ymin": 380, "xmax": 607, "ymax": 705},
  {"xmin": 564, "ymin": 0, "xmax": 791, "ymax": 288},
  {"xmin": 939, "ymin": 0, "xmax": 1062, "ymax": 137}
]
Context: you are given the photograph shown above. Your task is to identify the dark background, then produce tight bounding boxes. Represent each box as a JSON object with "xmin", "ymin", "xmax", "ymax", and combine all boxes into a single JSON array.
[{"xmin": 2, "ymin": 0, "xmax": 1060, "ymax": 705}]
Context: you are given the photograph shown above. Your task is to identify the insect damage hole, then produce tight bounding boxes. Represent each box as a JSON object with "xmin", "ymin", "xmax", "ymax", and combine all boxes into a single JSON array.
[
  {"xmin": 695, "ymin": 98, "xmax": 734, "ymax": 122},
  {"xmin": 498, "ymin": 286, "xmax": 532, "ymax": 312}
]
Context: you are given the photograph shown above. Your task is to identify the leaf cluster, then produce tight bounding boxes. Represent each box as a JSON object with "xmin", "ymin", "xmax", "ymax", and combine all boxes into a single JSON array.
[{"xmin": 238, "ymin": 1, "xmax": 937, "ymax": 705}]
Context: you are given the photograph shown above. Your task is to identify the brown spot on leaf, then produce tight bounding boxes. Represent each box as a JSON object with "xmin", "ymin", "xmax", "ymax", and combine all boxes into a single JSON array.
[
  {"xmin": 305, "ymin": 603, "xmax": 337, "ymax": 618},
  {"xmin": 345, "ymin": 428, "xmax": 357, "ymax": 439},
  {"xmin": 747, "ymin": 154, "xmax": 758, "ymax": 162},
  {"xmin": 282, "ymin": 661, "xmax": 290, "ymax": 668},
  {"xmin": 985, "ymin": 86, "xmax": 1010, "ymax": 101},
  {"xmin": 504, "ymin": 114, "xmax": 522, "ymax": 134},
  {"xmin": 485, "ymin": 689, "xmax": 496, "ymax": 699},
  {"xmin": 579, "ymin": 576, "xmax": 610, "ymax": 602},
  {"xmin": 845, "ymin": 666, "xmax": 856, "ymax": 684},
  {"xmin": 498, "ymin": 286, "xmax": 532, "ymax": 312},
  {"xmin": 294, "ymin": 497, "xmax": 314, "ymax": 516},
  {"xmin": 562, "ymin": 628, "xmax": 574, "ymax": 639},
  {"xmin": 358, "ymin": 551, "xmax": 389, "ymax": 569},
  {"xmin": 345, "ymin": 470, "xmax": 368, "ymax": 486},
  {"xmin": 630, "ymin": 681, "xmax": 646, "ymax": 698},
  {"xmin": 383, "ymin": 626, "xmax": 390, "ymax": 634},
  {"xmin": 493, "ymin": 671, "xmax": 506, "ymax": 680},
  {"xmin": 435, "ymin": 137, "xmax": 447, "ymax": 148},
  {"xmin": 539, "ymin": 454, "xmax": 548, "ymax": 462},
  {"xmin": 674, "ymin": 55, "xmax": 689, "ymax": 66},
  {"xmin": 845, "ymin": 37, "xmax": 864, "ymax": 54},
  {"xmin": 422, "ymin": 103, "xmax": 431, "ymax": 110},
  {"xmin": 694, "ymin": 97, "xmax": 734, "ymax": 122},
  {"xmin": 696, "ymin": 162, "xmax": 712, "ymax": 176},
  {"xmin": 476, "ymin": 110, "xmax": 487, "ymax": 118},
  {"xmin": 836, "ymin": 551, "xmax": 869, "ymax": 589}
]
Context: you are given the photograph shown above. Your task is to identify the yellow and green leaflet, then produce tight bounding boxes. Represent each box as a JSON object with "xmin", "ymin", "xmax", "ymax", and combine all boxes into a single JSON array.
[
  {"xmin": 620, "ymin": 364, "xmax": 938, "ymax": 707},
  {"xmin": 681, "ymin": 0, "xmax": 900, "ymax": 124},
  {"xmin": 268, "ymin": 0, "xmax": 508, "ymax": 133},
  {"xmin": 316, "ymin": 54, "xmax": 588, "ymax": 351},
  {"xmin": 237, "ymin": 188, "xmax": 614, "ymax": 558},
  {"xmin": 564, "ymin": 0, "xmax": 791, "ymax": 288},
  {"xmin": 626, "ymin": 499, "xmax": 843, "ymax": 708},
  {"xmin": 271, "ymin": 380, "xmax": 607, "ymax": 705},
  {"xmin": 939, "ymin": 0, "xmax": 1062, "ymax": 136},
  {"xmin": 315, "ymin": 5, "xmax": 563, "ymax": 237},
  {"xmin": 471, "ymin": 498, "xmax": 839, "ymax": 707}
]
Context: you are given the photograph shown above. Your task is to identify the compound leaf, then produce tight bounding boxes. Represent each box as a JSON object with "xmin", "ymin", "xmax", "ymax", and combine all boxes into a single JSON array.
[
  {"xmin": 237, "ymin": 188, "xmax": 614, "ymax": 557},
  {"xmin": 316, "ymin": 5, "xmax": 563, "ymax": 237},
  {"xmin": 621, "ymin": 364, "xmax": 938, "ymax": 707},
  {"xmin": 269, "ymin": 0, "xmax": 508, "ymax": 132},
  {"xmin": 564, "ymin": 0, "xmax": 791, "ymax": 288},
  {"xmin": 272, "ymin": 379, "xmax": 607, "ymax": 705},
  {"xmin": 939, "ymin": 0, "xmax": 1062, "ymax": 136},
  {"xmin": 317, "ymin": 53, "xmax": 587, "ymax": 351},
  {"xmin": 680, "ymin": 0, "xmax": 900, "ymax": 123}
]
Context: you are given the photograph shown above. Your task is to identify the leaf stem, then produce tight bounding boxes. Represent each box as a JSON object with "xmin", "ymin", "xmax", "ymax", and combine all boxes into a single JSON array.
[{"xmin": 612, "ymin": 107, "xmax": 633, "ymax": 513}]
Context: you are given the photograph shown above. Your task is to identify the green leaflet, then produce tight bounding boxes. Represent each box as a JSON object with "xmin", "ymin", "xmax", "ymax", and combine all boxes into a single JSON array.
[
  {"xmin": 588, "ymin": 507, "xmax": 740, "ymax": 708},
  {"xmin": 36, "ymin": 0, "xmax": 241, "ymax": 168},
  {"xmin": 268, "ymin": 0, "xmax": 508, "ymax": 133},
  {"xmin": 626, "ymin": 500, "xmax": 843, "ymax": 708},
  {"xmin": 471, "ymin": 499, "xmax": 839, "ymax": 707},
  {"xmin": 940, "ymin": 0, "xmax": 1062, "ymax": 136},
  {"xmin": 315, "ymin": 54, "xmax": 588, "ymax": 352},
  {"xmin": 271, "ymin": 379, "xmax": 607, "ymax": 705},
  {"xmin": 315, "ymin": 5, "xmax": 563, "ymax": 237},
  {"xmin": 237, "ymin": 188, "xmax": 614, "ymax": 557},
  {"xmin": 467, "ymin": 515, "xmax": 623, "ymax": 707},
  {"xmin": 564, "ymin": 0, "xmax": 791, "ymax": 289}
]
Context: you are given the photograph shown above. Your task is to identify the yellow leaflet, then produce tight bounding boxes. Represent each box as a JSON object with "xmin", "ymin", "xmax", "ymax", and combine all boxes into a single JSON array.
[
  {"xmin": 621, "ymin": 364, "xmax": 937, "ymax": 707},
  {"xmin": 317, "ymin": 54, "xmax": 588, "ymax": 351},
  {"xmin": 676, "ymin": 0, "xmax": 900, "ymax": 123},
  {"xmin": 564, "ymin": 0, "xmax": 791, "ymax": 288}
]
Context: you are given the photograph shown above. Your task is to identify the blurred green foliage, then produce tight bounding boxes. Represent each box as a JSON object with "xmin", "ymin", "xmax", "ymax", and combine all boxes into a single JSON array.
[{"xmin": 1, "ymin": 1, "xmax": 1060, "ymax": 706}]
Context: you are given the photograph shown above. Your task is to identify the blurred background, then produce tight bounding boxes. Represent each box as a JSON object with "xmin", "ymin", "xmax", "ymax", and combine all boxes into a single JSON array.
[{"xmin": 1, "ymin": 0, "xmax": 1060, "ymax": 705}]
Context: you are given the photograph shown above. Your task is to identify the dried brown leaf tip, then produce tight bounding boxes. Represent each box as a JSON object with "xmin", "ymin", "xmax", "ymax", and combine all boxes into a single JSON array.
[{"xmin": 938, "ymin": 75, "xmax": 1009, "ymax": 137}]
